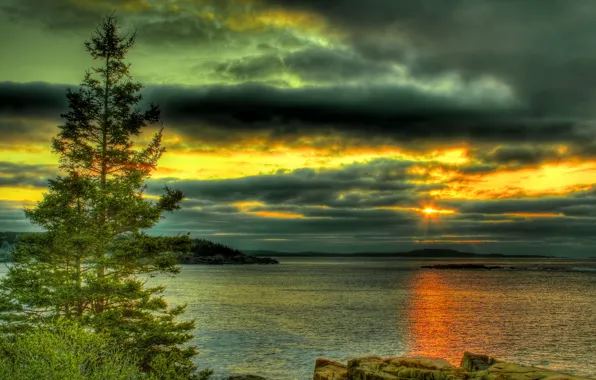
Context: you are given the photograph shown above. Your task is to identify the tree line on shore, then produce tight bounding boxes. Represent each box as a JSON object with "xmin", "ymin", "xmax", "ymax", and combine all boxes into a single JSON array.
[{"xmin": 0, "ymin": 233, "xmax": 245, "ymax": 264}]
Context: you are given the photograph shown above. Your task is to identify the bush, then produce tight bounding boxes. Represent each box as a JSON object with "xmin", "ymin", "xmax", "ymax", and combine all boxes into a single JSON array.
[{"xmin": 0, "ymin": 320, "xmax": 141, "ymax": 380}]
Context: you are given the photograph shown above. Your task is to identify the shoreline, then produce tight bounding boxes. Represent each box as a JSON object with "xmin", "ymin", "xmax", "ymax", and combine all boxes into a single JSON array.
[{"xmin": 312, "ymin": 352, "xmax": 595, "ymax": 380}]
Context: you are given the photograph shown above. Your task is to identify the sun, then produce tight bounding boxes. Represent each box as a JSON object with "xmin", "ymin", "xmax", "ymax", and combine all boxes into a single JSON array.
[{"xmin": 423, "ymin": 207, "xmax": 439, "ymax": 214}]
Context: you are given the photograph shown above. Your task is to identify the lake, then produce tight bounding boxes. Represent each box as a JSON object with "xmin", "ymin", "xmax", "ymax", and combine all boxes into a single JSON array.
[
  {"xmin": 148, "ymin": 257, "xmax": 596, "ymax": 379},
  {"xmin": 2, "ymin": 257, "xmax": 596, "ymax": 379}
]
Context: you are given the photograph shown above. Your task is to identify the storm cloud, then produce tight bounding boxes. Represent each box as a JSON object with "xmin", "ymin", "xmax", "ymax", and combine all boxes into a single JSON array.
[{"xmin": 3, "ymin": 0, "xmax": 596, "ymax": 256}]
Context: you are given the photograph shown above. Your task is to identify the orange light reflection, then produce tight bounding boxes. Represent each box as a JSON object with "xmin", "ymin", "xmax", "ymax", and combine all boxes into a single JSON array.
[{"xmin": 407, "ymin": 271, "xmax": 459, "ymax": 363}]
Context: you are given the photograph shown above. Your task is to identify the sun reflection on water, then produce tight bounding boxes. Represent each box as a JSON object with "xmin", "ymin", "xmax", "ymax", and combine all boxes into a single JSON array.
[{"xmin": 406, "ymin": 271, "xmax": 465, "ymax": 364}]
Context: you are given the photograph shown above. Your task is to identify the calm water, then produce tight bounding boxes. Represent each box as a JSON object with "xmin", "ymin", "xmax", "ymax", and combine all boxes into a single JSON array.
[
  {"xmin": 146, "ymin": 258, "xmax": 596, "ymax": 380},
  {"xmin": 2, "ymin": 258, "xmax": 596, "ymax": 379}
]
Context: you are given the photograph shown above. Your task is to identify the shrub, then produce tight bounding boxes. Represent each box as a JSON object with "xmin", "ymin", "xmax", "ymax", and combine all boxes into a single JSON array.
[{"xmin": 0, "ymin": 320, "xmax": 141, "ymax": 380}]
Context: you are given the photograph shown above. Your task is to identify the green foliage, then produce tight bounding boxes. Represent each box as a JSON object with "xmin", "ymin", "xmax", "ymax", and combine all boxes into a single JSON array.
[
  {"xmin": 192, "ymin": 238, "xmax": 244, "ymax": 257},
  {"xmin": 0, "ymin": 320, "xmax": 214, "ymax": 380},
  {"xmin": 148, "ymin": 351, "xmax": 214, "ymax": 380},
  {"xmin": 176, "ymin": 238, "xmax": 245, "ymax": 264},
  {"xmin": 0, "ymin": 13, "xmax": 210, "ymax": 379},
  {"xmin": 0, "ymin": 319, "xmax": 140, "ymax": 380}
]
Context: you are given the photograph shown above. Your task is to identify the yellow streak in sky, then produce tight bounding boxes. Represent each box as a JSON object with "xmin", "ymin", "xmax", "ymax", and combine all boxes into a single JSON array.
[
  {"xmin": 254, "ymin": 211, "xmax": 304, "ymax": 219},
  {"xmin": 233, "ymin": 201, "xmax": 265, "ymax": 210},
  {"xmin": 376, "ymin": 206, "xmax": 457, "ymax": 215},
  {"xmin": 223, "ymin": 6, "xmax": 339, "ymax": 40},
  {"xmin": 232, "ymin": 201, "xmax": 304, "ymax": 218},
  {"xmin": 504, "ymin": 212, "xmax": 563, "ymax": 218},
  {"xmin": 0, "ymin": 187, "xmax": 46, "ymax": 203},
  {"xmin": 431, "ymin": 161, "xmax": 596, "ymax": 200},
  {"xmin": 430, "ymin": 148, "xmax": 469, "ymax": 164}
]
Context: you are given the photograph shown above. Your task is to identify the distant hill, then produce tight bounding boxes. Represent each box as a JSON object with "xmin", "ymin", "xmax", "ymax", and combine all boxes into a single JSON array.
[
  {"xmin": 0, "ymin": 232, "xmax": 556, "ymax": 260},
  {"xmin": 242, "ymin": 248, "xmax": 554, "ymax": 258}
]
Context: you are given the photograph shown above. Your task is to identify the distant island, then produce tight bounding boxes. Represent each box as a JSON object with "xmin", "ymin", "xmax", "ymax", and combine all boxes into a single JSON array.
[
  {"xmin": 181, "ymin": 238, "xmax": 279, "ymax": 265},
  {"xmin": 243, "ymin": 248, "xmax": 554, "ymax": 259},
  {"xmin": 420, "ymin": 263, "xmax": 593, "ymax": 271}
]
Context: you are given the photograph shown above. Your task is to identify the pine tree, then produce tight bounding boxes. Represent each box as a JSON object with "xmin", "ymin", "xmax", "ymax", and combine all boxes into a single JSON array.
[{"xmin": 0, "ymin": 13, "xmax": 211, "ymax": 379}]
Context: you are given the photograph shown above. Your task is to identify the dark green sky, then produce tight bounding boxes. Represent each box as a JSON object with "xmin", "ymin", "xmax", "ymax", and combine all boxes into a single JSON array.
[{"xmin": 2, "ymin": 0, "xmax": 596, "ymax": 256}]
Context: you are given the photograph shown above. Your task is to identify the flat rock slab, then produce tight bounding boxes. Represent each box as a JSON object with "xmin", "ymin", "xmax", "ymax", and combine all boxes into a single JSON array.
[{"xmin": 313, "ymin": 358, "xmax": 349, "ymax": 380}]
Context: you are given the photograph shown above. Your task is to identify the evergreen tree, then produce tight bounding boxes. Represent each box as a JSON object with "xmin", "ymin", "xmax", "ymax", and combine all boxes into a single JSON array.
[{"xmin": 0, "ymin": 14, "xmax": 210, "ymax": 379}]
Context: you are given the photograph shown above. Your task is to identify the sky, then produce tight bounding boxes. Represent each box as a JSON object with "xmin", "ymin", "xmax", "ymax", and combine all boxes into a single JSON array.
[{"xmin": 2, "ymin": 0, "xmax": 596, "ymax": 256}]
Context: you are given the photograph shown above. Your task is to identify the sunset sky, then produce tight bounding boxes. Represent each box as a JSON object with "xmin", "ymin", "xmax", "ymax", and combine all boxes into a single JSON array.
[{"xmin": 2, "ymin": 0, "xmax": 596, "ymax": 256}]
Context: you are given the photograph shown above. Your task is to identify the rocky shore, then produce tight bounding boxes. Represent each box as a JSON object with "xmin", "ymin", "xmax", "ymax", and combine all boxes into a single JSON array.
[{"xmin": 313, "ymin": 352, "xmax": 594, "ymax": 380}]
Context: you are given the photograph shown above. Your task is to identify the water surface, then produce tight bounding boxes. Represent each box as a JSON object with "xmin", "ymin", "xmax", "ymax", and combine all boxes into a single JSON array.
[
  {"xmin": 2, "ymin": 257, "xmax": 595, "ymax": 379},
  {"xmin": 147, "ymin": 257, "xmax": 596, "ymax": 379}
]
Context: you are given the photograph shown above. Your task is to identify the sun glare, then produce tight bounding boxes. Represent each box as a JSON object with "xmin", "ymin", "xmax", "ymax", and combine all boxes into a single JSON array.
[{"xmin": 418, "ymin": 206, "xmax": 456, "ymax": 217}]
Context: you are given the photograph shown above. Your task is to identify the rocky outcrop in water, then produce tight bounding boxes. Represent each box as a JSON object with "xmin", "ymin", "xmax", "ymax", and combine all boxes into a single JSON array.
[
  {"xmin": 420, "ymin": 264, "xmax": 595, "ymax": 272},
  {"xmin": 313, "ymin": 352, "xmax": 594, "ymax": 380}
]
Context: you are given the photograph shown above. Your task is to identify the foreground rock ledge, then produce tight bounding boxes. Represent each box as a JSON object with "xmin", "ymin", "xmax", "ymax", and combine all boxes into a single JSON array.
[{"xmin": 313, "ymin": 352, "xmax": 595, "ymax": 380}]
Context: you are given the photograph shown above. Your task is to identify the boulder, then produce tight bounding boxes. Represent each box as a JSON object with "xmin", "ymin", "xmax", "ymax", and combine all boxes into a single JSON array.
[
  {"xmin": 483, "ymin": 362, "xmax": 593, "ymax": 380},
  {"xmin": 313, "ymin": 354, "xmax": 595, "ymax": 380},
  {"xmin": 227, "ymin": 375, "xmax": 268, "ymax": 380},
  {"xmin": 313, "ymin": 358, "xmax": 349, "ymax": 380},
  {"xmin": 461, "ymin": 352, "xmax": 498, "ymax": 371}
]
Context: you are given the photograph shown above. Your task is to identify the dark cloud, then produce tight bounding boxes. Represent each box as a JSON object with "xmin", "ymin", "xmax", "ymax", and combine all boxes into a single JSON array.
[
  {"xmin": 150, "ymin": 83, "xmax": 583, "ymax": 145},
  {"xmin": 146, "ymin": 158, "xmax": 435, "ymax": 207},
  {"xmin": 0, "ymin": 161, "xmax": 56, "ymax": 175},
  {"xmin": 558, "ymin": 205, "xmax": 596, "ymax": 218},
  {"xmin": 457, "ymin": 164, "xmax": 499, "ymax": 175},
  {"xmin": 216, "ymin": 46, "xmax": 398, "ymax": 83},
  {"xmin": 0, "ymin": 82, "xmax": 68, "ymax": 118},
  {"xmin": 0, "ymin": 117, "xmax": 56, "ymax": 144},
  {"xmin": 465, "ymin": 144, "xmax": 570, "ymax": 171},
  {"xmin": 265, "ymin": 0, "xmax": 596, "ymax": 119},
  {"xmin": 0, "ymin": 162, "xmax": 59, "ymax": 188},
  {"xmin": 143, "ymin": 196, "xmax": 596, "ymax": 255},
  {"xmin": 1, "ymin": 80, "xmax": 591, "ymax": 151},
  {"xmin": 1, "ymin": 0, "xmax": 104, "ymax": 30},
  {"xmin": 4, "ymin": 1, "xmax": 596, "ymax": 256},
  {"xmin": 215, "ymin": 54, "xmax": 286, "ymax": 82},
  {"xmin": 7, "ymin": 0, "xmax": 596, "ymax": 123},
  {"xmin": 448, "ymin": 216, "xmax": 596, "ymax": 239},
  {"xmin": 437, "ymin": 187, "xmax": 596, "ymax": 217},
  {"xmin": 2, "ymin": 0, "xmax": 211, "ymax": 45},
  {"xmin": 1, "ymin": 0, "xmax": 312, "ymax": 49},
  {"xmin": 479, "ymin": 145, "xmax": 565, "ymax": 167}
]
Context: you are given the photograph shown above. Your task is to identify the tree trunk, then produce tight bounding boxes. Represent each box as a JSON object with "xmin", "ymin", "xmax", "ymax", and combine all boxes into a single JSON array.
[{"xmin": 96, "ymin": 52, "xmax": 111, "ymax": 314}]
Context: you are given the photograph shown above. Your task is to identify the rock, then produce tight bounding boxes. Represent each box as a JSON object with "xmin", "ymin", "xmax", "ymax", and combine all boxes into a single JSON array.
[
  {"xmin": 227, "ymin": 376, "xmax": 268, "ymax": 380},
  {"xmin": 461, "ymin": 352, "xmax": 498, "ymax": 371},
  {"xmin": 313, "ymin": 354, "xmax": 595, "ymax": 380},
  {"xmin": 313, "ymin": 358, "xmax": 348, "ymax": 380},
  {"xmin": 484, "ymin": 361, "xmax": 593, "ymax": 380}
]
